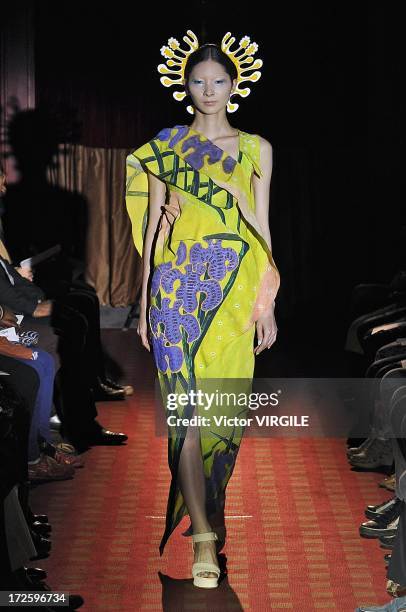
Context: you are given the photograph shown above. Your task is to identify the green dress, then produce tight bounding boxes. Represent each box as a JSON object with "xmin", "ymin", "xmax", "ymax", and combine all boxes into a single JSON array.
[{"xmin": 125, "ymin": 125, "xmax": 280, "ymax": 554}]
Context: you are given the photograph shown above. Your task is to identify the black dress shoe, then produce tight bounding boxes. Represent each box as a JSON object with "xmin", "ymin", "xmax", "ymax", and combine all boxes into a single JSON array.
[
  {"xmin": 103, "ymin": 376, "xmax": 134, "ymax": 396},
  {"xmin": 29, "ymin": 531, "xmax": 52, "ymax": 559},
  {"xmin": 365, "ymin": 496, "xmax": 397, "ymax": 520},
  {"xmin": 31, "ymin": 521, "xmax": 52, "ymax": 536},
  {"xmin": 360, "ymin": 516, "xmax": 399, "ymax": 538},
  {"xmin": 362, "ymin": 498, "xmax": 403, "ymax": 531},
  {"xmin": 379, "ymin": 534, "xmax": 396, "ymax": 549},
  {"xmin": 29, "ymin": 512, "xmax": 49, "ymax": 524},
  {"xmin": 25, "ymin": 566, "xmax": 47, "ymax": 582},
  {"xmin": 365, "ymin": 498, "xmax": 402, "ymax": 524},
  {"xmin": 82, "ymin": 427, "xmax": 128, "ymax": 446},
  {"xmin": 92, "ymin": 380, "xmax": 126, "ymax": 402}
]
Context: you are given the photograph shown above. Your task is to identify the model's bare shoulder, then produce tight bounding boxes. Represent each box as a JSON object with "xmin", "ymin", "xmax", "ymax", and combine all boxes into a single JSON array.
[
  {"xmin": 254, "ymin": 135, "xmax": 273, "ymax": 176},
  {"xmin": 257, "ymin": 135, "xmax": 273, "ymax": 155}
]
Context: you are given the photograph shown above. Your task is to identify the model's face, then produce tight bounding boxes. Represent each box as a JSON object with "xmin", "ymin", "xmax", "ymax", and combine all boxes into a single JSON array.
[{"xmin": 185, "ymin": 59, "xmax": 236, "ymax": 114}]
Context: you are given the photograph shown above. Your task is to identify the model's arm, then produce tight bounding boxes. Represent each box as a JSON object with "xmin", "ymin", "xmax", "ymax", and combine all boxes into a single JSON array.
[
  {"xmin": 252, "ymin": 137, "xmax": 273, "ymax": 252},
  {"xmin": 251, "ymin": 136, "xmax": 278, "ymax": 355},
  {"xmin": 137, "ymin": 170, "xmax": 166, "ymax": 351}
]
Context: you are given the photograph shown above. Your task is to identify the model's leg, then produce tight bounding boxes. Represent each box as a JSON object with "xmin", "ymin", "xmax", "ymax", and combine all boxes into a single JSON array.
[
  {"xmin": 208, "ymin": 495, "xmax": 226, "ymax": 550},
  {"xmin": 177, "ymin": 412, "xmax": 219, "ymax": 579},
  {"xmin": 185, "ymin": 501, "xmax": 226, "ymax": 546}
]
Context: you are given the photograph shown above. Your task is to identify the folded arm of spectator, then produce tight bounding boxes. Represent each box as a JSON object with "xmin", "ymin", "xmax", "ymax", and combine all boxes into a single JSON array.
[
  {"xmin": 0, "ymin": 257, "xmax": 46, "ymax": 316},
  {"xmin": 0, "ymin": 233, "xmax": 33, "ymax": 282}
]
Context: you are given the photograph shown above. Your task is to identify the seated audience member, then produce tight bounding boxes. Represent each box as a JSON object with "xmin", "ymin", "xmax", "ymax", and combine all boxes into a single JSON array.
[
  {"xmin": 1, "ymin": 303, "xmax": 79, "ymax": 478},
  {"xmin": 14, "ymin": 349, "xmax": 84, "ymax": 479},
  {"xmin": 0, "ymin": 266, "xmax": 128, "ymax": 450}
]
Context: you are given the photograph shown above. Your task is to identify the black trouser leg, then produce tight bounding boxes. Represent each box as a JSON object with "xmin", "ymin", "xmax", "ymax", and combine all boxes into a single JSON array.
[
  {"xmin": 61, "ymin": 287, "xmax": 105, "ymax": 384},
  {"xmin": 50, "ymin": 301, "xmax": 98, "ymax": 438}
]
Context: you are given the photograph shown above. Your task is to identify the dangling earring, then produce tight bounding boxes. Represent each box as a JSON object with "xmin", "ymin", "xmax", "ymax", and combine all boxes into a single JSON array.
[
  {"xmin": 184, "ymin": 88, "xmax": 194, "ymax": 114},
  {"xmin": 227, "ymin": 92, "xmax": 237, "ymax": 114}
]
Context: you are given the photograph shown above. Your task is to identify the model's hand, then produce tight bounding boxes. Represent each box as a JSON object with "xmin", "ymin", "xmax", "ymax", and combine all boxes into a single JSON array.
[
  {"xmin": 254, "ymin": 306, "xmax": 278, "ymax": 355},
  {"xmin": 137, "ymin": 302, "xmax": 150, "ymax": 352}
]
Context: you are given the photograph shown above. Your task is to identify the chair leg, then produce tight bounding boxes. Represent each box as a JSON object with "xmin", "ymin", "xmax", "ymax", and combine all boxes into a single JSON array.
[{"xmin": 122, "ymin": 302, "xmax": 140, "ymax": 331}]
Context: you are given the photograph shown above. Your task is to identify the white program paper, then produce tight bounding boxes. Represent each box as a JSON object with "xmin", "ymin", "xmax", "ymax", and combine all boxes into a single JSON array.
[{"xmin": 0, "ymin": 327, "xmax": 20, "ymax": 342}]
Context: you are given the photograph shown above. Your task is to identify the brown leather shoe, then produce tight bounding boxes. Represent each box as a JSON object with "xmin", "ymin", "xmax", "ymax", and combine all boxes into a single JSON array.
[
  {"xmin": 54, "ymin": 449, "xmax": 84, "ymax": 468},
  {"xmin": 380, "ymin": 474, "xmax": 396, "ymax": 492},
  {"xmin": 54, "ymin": 441, "xmax": 77, "ymax": 455},
  {"xmin": 40, "ymin": 441, "xmax": 84, "ymax": 468},
  {"xmin": 28, "ymin": 455, "xmax": 75, "ymax": 482}
]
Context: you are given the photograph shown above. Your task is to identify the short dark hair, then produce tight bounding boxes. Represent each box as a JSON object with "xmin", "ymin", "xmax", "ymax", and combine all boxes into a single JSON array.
[
  {"xmin": 0, "ymin": 161, "xmax": 4, "ymax": 176},
  {"xmin": 184, "ymin": 44, "xmax": 237, "ymax": 84}
]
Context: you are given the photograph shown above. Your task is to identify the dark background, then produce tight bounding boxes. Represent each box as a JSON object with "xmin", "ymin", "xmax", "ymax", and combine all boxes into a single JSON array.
[{"xmin": 4, "ymin": 2, "xmax": 405, "ymax": 372}]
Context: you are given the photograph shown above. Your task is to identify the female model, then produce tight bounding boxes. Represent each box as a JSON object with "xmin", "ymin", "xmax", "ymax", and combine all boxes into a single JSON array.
[{"xmin": 126, "ymin": 31, "xmax": 280, "ymax": 588}]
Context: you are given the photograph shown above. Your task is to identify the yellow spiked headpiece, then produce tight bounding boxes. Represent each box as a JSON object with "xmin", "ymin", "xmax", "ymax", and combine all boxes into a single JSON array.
[{"xmin": 157, "ymin": 30, "xmax": 263, "ymax": 115}]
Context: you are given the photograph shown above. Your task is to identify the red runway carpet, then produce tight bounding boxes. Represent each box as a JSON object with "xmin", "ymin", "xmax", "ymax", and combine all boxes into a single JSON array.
[{"xmin": 30, "ymin": 332, "xmax": 391, "ymax": 611}]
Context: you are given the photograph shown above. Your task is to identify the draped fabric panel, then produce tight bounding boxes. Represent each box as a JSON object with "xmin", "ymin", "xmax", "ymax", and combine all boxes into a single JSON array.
[{"xmin": 48, "ymin": 144, "xmax": 141, "ymax": 306}]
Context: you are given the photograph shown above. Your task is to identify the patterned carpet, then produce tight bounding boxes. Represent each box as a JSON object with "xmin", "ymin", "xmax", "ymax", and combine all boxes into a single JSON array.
[{"xmin": 29, "ymin": 331, "xmax": 392, "ymax": 611}]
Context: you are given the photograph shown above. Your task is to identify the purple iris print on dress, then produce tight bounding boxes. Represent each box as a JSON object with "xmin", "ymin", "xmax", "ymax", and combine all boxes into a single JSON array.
[
  {"xmin": 161, "ymin": 264, "xmax": 223, "ymax": 313},
  {"xmin": 175, "ymin": 241, "xmax": 187, "ymax": 266},
  {"xmin": 206, "ymin": 446, "xmax": 238, "ymax": 500},
  {"xmin": 213, "ymin": 446, "xmax": 236, "ymax": 476},
  {"xmin": 151, "ymin": 262, "xmax": 172, "ymax": 297},
  {"xmin": 222, "ymin": 156, "xmax": 237, "ymax": 174},
  {"xmin": 150, "ymin": 298, "xmax": 200, "ymax": 344},
  {"xmin": 169, "ymin": 126, "xmax": 190, "ymax": 148},
  {"xmin": 181, "ymin": 136, "xmax": 223, "ymax": 170},
  {"xmin": 151, "ymin": 334, "xmax": 184, "ymax": 372},
  {"xmin": 190, "ymin": 239, "xmax": 239, "ymax": 281},
  {"xmin": 156, "ymin": 127, "xmax": 172, "ymax": 142}
]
